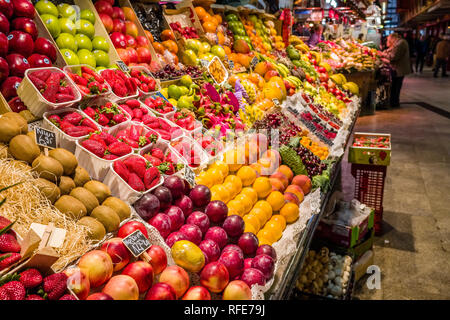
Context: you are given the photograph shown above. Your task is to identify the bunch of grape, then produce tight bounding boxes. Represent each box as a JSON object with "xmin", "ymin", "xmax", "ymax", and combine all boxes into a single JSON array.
[
  {"xmin": 253, "ymin": 111, "xmax": 303, "ymax": 146},
  {"xmin": 293, "ymin": 145, "xmax": 327, "ymax": 177}
]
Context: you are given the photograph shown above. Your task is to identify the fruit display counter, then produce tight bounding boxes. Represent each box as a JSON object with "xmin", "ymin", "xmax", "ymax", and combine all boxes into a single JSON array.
[{"xmin": 0, "ymin": 0, "xmax": 370, "ymax": 301}]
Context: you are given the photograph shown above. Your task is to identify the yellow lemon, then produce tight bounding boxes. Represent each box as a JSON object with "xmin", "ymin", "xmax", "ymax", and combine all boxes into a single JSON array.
[
  {"xmin": 280, "ymin": 203, "xmax": 300, "ymax": 223},
  {"xmin": 210, "ymin": 184, "xmax": 231, "ymax": 203},
  {"xmin": 236, "ymin": 166, "xmax": 257, "ymax": 187},
  {"xmin": 266, "ymin": 191, "xmax": 286, "ymax": 212},
  {"xmin": 206, "ymin": 167, "xmax": 224, "ymax": 185},
  {"xmin": 253, "ymin": 200, "xmax": 273, "ymax": 221},
  {"xmin": 240, "ymin": 187, "xmax": 258, "ymax": 205},
  {"xmin": 252, "ymin": 177, "xmax": 272, "ymax": 198},
  {"xmin": 224, "ymin": 175, "xmax": 242, "ymax": 194},
  {"xmin": 210, "ymin": 160, "xmax": 229, "ymax": 177},
  {"xmin": 243, "ymin": 213, "xmax": 261, "ymax": 231},
  {"xmin": 234, "ymin": 193, "xmax": 253, "ymax": 214}
]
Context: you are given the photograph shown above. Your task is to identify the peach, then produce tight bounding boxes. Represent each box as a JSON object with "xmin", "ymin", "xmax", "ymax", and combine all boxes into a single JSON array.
[
  {"xmin": 182, "ymin": 286, "xmax": 211, "ymax": 300},
  {"xmin": 145, "ymin": 283, "xmax": 177, "ymax": 300},
  {"xmin": 270, "ymin": 171, "xmax": 289, "ymax": 188},
  {"xmin": 284, "ymin": 192, "xmax": 300, "ymax": 205},
  {"xmin": 146, "ymin": 245, "xmax": 167, "ymax": 274},
  {"xmin": 102, "ymin": 275, "xmax": 139, "ymax": 300},
  {"xmin": 285, "ymin": 185, "xmax": 304, "ymax": 203},
  {"xmin": 78, "ymin": 250, "xmax": 113, "ymax": 288},
  {"xmin": 277, "ymin": 165, "xmax": 293, "ymax": 182},
  {"xmin": 159, "ymin": 265, "xmax": 190, "ymax": 298},
  {"xmin": 200, "ymin": 261, "xmax": 229, "ymax": 293},
  {"xmin": 64, "ymin": 267, "xmax": 90, "ymax": 300},
  {"xmin": 222, "ymin": 280, "xmax": 252, "ymax": 300},
  {"xmin": 100, "ymin": 237, "xmax": 131, "ymax": 271},
  {"xmin": 269, "ymin": 178, "xmax": 285, "ymax": 192},
  {"xmin": 264, "ymin": 69, "xmax": 280, "ymax": 82},
  {"xmin": 122, "ymin": 261, "xmax": 154, "ymax": 293},
  {"xmin": 292, "ymin": 175, "xmax": 312, "ymax": 195},
  {"xmin": 86, "ymin": 293, "xmax": 113, "ymax": 300}
]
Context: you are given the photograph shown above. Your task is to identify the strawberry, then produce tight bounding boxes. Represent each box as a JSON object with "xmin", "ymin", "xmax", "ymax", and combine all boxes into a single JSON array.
[
  {"xmin": 108, "ymin": 141, "xmax": 132, "ymax": 157},
  {"xmin": 144, "ymin": 167, "xmax": 161, "ymax": 190},
  {"xmin": 121, "ymin": 137, "xmax": 139, "ymax": 149},
  {"xmin": 60, "ymin": 120, "xmax": 75, "ymax": 133},
  {"xmin": 158, "ymin": 162, "xmax": 175, "ymax": 175},
  {"xmin": 80, "ymin": 118, "xmax": 98, "ymax": 130},
  {"xmin": 104, "ymin": 154, "xmax": 119, "ymax": 160},
  {"xmin": 19, "ymin": 268, "xmax": 43, "ymax": 289},
  {"xmin": 0, "ymin": 253, "xmax": 21, "ymax": 270},
  {"xmin": 26, "ymin": 294, "xmax": 45, "ymax": 300},
  {"xmin": 124, "ymin": 156, "xmax": 147, "ymax": 179},
  {"xmin": 126, "ymin": 99, "xmax": 141, "ymax": 108},
  {"xmin": 96, "ymin": 113, "xmax": 109, "ymax": 126},
  {"xmin": 112, "ymin": 113, "xmax": 127, "ymax": 124},
  {"xmin": 43, "ymin": 273, "xmax": 68, "ymax": 300},
  {"xmin": 0, "ymin": 216, "xmax": 13, "ymax": 231},
  {"xmin": 114, "ymin": 161, "xmax": 131, "ymax": 181},
  {"xmin": 120, "ymin": 104, "xmax": 133, "ymax": 117},
  {"xmin": 64, "ymin": 126, "xmax": 93, "ymax": 137},
  {"xmin": 0, "ymin": 233, "xmax": 21, "ymax": 253},
  {"xmin": 128, "ymin": 173, "xmax": 145, "ymax": 191},
  {"xmin": 145, "ymin": 155, "xmax": 162, "ymax": 167},
  {"xmin": 151, "ymin": 148, "xmax": 164, "ymax": 161},
  {"xmin": 63, "ymin": 112, "xmax": 83, "ymax": 125},
  {"xmin": 88, "ymin": 133, "xmax": 107, "ymax": 148},
  {"xmin": 60, "ymin": 294, "xmax": 77, "ymax": 300},
  {"xmin": 133, "ymin": 109, "xmax": 143, "ymax": 120},
  {"xmin": 81, "ymin": 139, "xmax": 106, "ymax": 158},
  {"xmin": 83, "ymin": 106, "xmax": 96, "ymax": 118},
  {"xmin": 0, "ymin": 281, "xmax": 26, "ymax": 300}
]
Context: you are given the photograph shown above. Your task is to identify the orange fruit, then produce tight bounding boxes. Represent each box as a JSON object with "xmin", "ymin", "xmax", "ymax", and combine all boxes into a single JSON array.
[
  {"xmin": 202, "ymin": 21, "xmax": 216, "ymax": 33},
  {"xmin": 210, "ymin": 161, "xmax": 229, "ymax": 177},
  {"xmin": 253, "ymin": 200, "xmax": 273, "ymax": 221},
  {"xmin": 236, "ymin": 166, "xmax": 257, "ymax": 187},
  {"xmin": 257, "ymin": 228, "xmax": 277, "ymax": 244},
  {"xmin": 240, "ymin": 187, "xmax": 258, "ymax": 205},
  {"xmin": 195, "ymin": 7, "xmax": 207, "ymax": 20},
  {"xmin": 266, "ymin": 191, "xmax": 286, "ymax": 212},
  {"xmin": 280, "ymin": 203, "xmax": 300, "ymax": 223},
  {"xmin": 224, "ymin": 175, "xmax": 242, "ymax": 194},
  {"xmin": 202, "ymin": 12, "xmax": 212, "ymax": 22},
  {"xmin": 270, "ymin": 215, "xmax": 286, "ymax": 231},
  {"xmin": 237, "ymin": 54, "xmax": 251, "ymax": 68},
  {"xmin": 234, "ymin": 194, "xmax": 253, "ymax": 214},
  {"xmin": 161, "ymin": 29, "xmax": 175, "ymax": 41},
  {"xmin": 195, "ymin": 172, "xmax": 213, "ymax": 189},
  {"xmin": 213, "ymin": 14, "xmax": 222, "ymax": 24},
  {"xmin": 249, "ymin": 163, "xmax": 263, "ymax": 177},
  {"xmin": 243, "ymin": 214, "xmax": 261, "ymax": 232},
  {"xmin": 223, "ymin": 181, "xmax": 238, "ymax": 199},
  {"xmin": 264, "ymin": 221, "xmax": 283, "ymax": 241},
  {"xmin": 223, "ymin": 45, "xmax": 231, "ymax": 55},
  {"xmin": 162, "ymin": 40, "xmax": 178, "ymax": 54},
  {"xmin": 208, "ymin": 16, "xmax": 219, "ymax": 27},
  {"xmin": 248, "ymin": 207, "xmax": 267, "ymax": 226},
  {"xmin": 223, "ymin": 149, "xmax": 245, "ymax": 172},
  {"xmin": 206, "ymin": 167, "xmax": 224, "ymax": 185},
  {"xmin": 152, "ymin": 42, "xmax": 165, "ymax": 54},
  {"xmin": 243, "ymin": 221, "xmax": 258, "ymax": 234},
  {"xmin": 210, "ymin": 184, "xmax": 231, "ymax": 203},
  {"xmin": 227, "ymin": 199, "xmax": 245, "ymax": 217},
  {"xmin": 217, "ymin": 32, "xmax": 225, "ymax": 45},
  {"xmin": 252, "ymin": 177, "xmax": 272, "ymax": 199}
]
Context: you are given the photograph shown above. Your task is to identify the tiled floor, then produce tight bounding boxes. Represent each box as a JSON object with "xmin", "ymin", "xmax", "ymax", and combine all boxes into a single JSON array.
[{"xmin": 341, "ymin": 70, "xmax": 450, "ymax": 299}]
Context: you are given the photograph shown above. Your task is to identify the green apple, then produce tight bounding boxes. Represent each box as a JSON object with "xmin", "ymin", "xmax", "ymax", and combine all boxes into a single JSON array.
[
  {"xmin": 60, "ymin": 49, "xmax": 80, "ymax": 65},
  {"xmin": 93, "ymin": 50, "xmax": 110, "ymax": 68},
  {"xmin": 199, "ymin": 42, "xmax": 211, "ymax": 55},
  {"xmin": 76, "ymin": 19, "xmax": 95, "ymax": 40},
  {"xmin": 35, "ymin": 0, "xmax": 58, "ymax": 16},
  {"xmin": 182, "ymin": 49, "xmax": 198, "ymax": 66},
  {"xmin": 41, "ymin": 14, "xmax": 60, "ymax": 39},
  {"xmin": 75, "ymin": 34, "xmax": 92, "ymax": 51},
  {"xmin": 185, "ymin": 39, "xmax": 201, "ymax": 55},
  {"xmin": 56, "ymin": 33, "xmax": 77, "ymax": 52},
  {"xmin": 92, "ymin": 36, "xmax": 109, "ymax": 53},
  {"xmin": 59, "ymin": 18, "xmax": 76, "ymax": 36},
  {"xmin": 210, "ymin": 45, "xmax": 226, "ymax": 60},
  {"xmin": 77, "ymin": 49, "xmax": 96, "ymax": 68},
  {"xmin": 80, "ymin": 9, "xmax": 95, "ymax": 25},
  {"xmin": 58, "ymin": 3, "xmax": 77, "ymax": 21}
]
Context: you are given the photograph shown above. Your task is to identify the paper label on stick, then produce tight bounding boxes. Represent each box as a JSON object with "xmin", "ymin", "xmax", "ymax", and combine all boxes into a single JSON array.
[
  {"xmin": 185, "ymin": 166, "xmax": 196, "ymax": 187},
  {"xmin": 116, "ymin": 60, "xmax": 130, "ymax": 73},
  {"xmin": 122, "ymin": 229, "xmax": 151, "ymax": 258},
  {"xmin": 35, "ymin": 127, "xmax": 56, "ymax": 149}
]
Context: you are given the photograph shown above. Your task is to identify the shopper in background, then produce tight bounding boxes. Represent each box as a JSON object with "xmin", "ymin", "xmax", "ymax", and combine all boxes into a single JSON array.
[
  {"xmin": 414, "ymin": 34, "xmax": 428, "ymax": 74},
  {"xmin": 357, "ymin": 33, "xmax": 364, "ymax": 43},
  {"xmin": 382, "ymin": 33, "xmax": 411, "ymax": 108},
  {"xmin": 433, "ymin": 34, "xmax": 449, "ymax": 78},
  {"xmin": 307, "ymin": 24, "xmax": 323, "ymax": 47}
]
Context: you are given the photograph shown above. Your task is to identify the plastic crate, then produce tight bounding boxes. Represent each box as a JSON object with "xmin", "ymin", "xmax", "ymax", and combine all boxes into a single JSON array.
[{"xmin": 351, "ymin": 163, "xmax": 387, "ymax": 235}]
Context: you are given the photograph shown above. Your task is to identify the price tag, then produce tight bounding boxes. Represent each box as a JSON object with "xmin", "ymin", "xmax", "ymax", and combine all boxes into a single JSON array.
[
  {"xmin": 35, "ymin": 127, "xmax": 56, "ymax": 149},
  {"xmin": 116, "ymin": 60, "xmax": 129, "ymax": 73},
  {"xmin": 200, "ymin": 59, "xmax": 209, "ymax": 67},
  {"xmin": 272, "ymin": 98, "xmax": 281, "ymax": 106},
  {"xmin": 287, "ymin": 105, "xmax": 300, "ymax": 116},
  {"xmin": 185, "ymin": 166, "xmax": 196, "ymax": 187},
  {"xmin": 122, "ymin": 229, "xmax": 151, "ymax": 258},
  {"xmin": 250, "ymin": 56, "xmax": 259, "ymax": 69},
  {"xmin": 228, "ymin": 59, "xmax": 235, "ymax": 70}
]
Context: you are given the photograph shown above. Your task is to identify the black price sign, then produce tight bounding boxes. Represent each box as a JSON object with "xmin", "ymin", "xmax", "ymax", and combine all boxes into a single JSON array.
[
  {"xmin": 250, "ymin": 56, "xmax": 259, "ymax": 69},
  {"xmin": 35, "ymin": 127, "xmax": 56, "ymax": 149},
  {"xmin": 228, "ymin": 59, "xmax": 234, "ymax": 70},
  {"xmin": 122, "ymin": 229, "xmax": 151, "ymax": 258},
  {"xmin": 185, "ymin": 166, "xmax": 196, "ymax": 187},
  {"xmin": 116, "ymin": 60, "xmax": 129, "ymax": 73}
]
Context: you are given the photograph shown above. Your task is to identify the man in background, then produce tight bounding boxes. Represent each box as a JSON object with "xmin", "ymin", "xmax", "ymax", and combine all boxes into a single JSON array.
[
  {"xmin": 434, "ymin": 34, "xmax": 449, "ymax": 78},
  {"xmin": 414, "ymin": 34, "xmax": 428, "ymax": 74}
]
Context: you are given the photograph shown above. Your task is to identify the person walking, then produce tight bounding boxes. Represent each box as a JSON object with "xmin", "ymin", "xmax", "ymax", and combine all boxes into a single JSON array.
[
  {"xmin": 306, "ymin": 24, "xmax": 323, "ymax": 48},
  {"xmin": 433, "ymin": 34, "xmax": 449, "ymax": 78},
  {"xmin": 382, "ymin": 33, "xmax": 411, "ymax": 108},
  {"xmin": 414, "ymin": 34, "xmax": 428, "ymax": 74}
]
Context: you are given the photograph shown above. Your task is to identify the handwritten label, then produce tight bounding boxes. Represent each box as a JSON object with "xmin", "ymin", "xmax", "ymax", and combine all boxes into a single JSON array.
[
  {"xmin": 185, "ymin": 166, "xmax": 196, "ymax": 187},
  {"xmin": 116, "ymin": 60, "xmax": 129, "ymax": 73},
  {"xmin": 272, "ymin": 98, "xmax": 281, "ymax": 106},
  {"xmin": 122, "ymin": 229, "xmax": 151, "ymax": 258},
  {"xmin": 250, "ymin": 56, "xmax": 259, "ymax": 69},
  {"xmin": 200, "ymin": 59, "xmax": 209, "ymax": 67},
  {"xmin": 35, "ymin": 127, "xmax": 56, "ymax": 149},
  {"xmin": 228, "ymin": 59, "xmax": 235, "ymax": 70}
]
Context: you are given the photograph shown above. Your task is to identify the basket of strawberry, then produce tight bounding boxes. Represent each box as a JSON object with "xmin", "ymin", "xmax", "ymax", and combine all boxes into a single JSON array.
[
  {"xmin": 118, "ymin": 99, "xmax": 150, "ymax": 123},
  {"xmin": 140, "ymin": 140, "xmax": 186, "ymax": 176},
  {"xmin": 80, "ymin": 99, "xmax": 130, "ymax": 129},
  {"xmin": 99, "ymin": 68, "xmax": 138, "ymax": 101},
  {"xmin": 64, "ymin": 65, "xmax": 111, "ymax": 99},
  {"xmin": 104, "ymin": 154, "xmax": 163, "ymax": 204},
  {"xmin": 193, "ymin": 131, "xmax": 225, "ymax": 159},
  {"xmin": 129, "ymin": 66, "xmax": 159, "ymax": 96},
  {"xmin": 166, "ymin": 109, "xmax": 202, "ymax": 136},
  {"xmin": 170, "ymin": 136, "xmax": 209, "ymax": 170},
  {"xmin": 141, "ymin": 113, "xmax": 183, "ymax": 141},
  {"xmin": 142, "ymin": 95, "xmax": 174, "ymax": 115},
  {"xmin": 109, "ymin": 122, "xmax": 159, "ymax": 150},
  {"xmin": 43, "ymin": 108, "xmax": 100, "ymax": 153}
]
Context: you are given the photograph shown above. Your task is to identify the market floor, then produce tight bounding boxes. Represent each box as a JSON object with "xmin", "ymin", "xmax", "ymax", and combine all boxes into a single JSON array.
[{"xmin": 340, "ymin": 71, "xmax": 450, "ymax": 300}]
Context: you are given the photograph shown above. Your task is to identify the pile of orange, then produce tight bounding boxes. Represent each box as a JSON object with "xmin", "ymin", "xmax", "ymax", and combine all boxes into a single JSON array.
[{"xmin": 300, "ymin": 137, "xmax": 329, "ymax": 160}]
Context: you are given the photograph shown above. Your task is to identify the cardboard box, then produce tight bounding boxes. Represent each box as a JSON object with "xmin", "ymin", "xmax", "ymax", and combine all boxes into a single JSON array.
[{"xmin": 348, "ymin": 132, "xmax": 391, "ymax": 166}]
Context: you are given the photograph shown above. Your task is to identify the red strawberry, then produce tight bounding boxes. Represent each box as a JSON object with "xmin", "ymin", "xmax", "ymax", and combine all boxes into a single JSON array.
[
  {"xmin": 144, "ymin": 167, "xmax": 161, "ymax": 190},
  {"xmin": 43, "ymin": 273, "xmax": 68, "ymax": 300},
  {"xmin": 96, "ymin": 113, "xmax": 109, "ymax": 126},
  {"xmin": 63, "ymin": 112, "xmax": 83, "ymax": 125},
  {"xmin": 108, "ymin": 142, "xmax": 132, "ymax": 157},
  {"xmin": 123, "ymin": 156, "xmax": 147, "ymax": 179},
  {"xmin": 0, "ymin": 217, "xmax": 13, "ymax": 231},
  {"xmin": 19, "ymin": 268, "xmax": 43, "ymax": 289},
  {"xmin": 88, "ymin": 133, "xmax": 107, "ymax": 148},
  {"xmin": 151, "ymin": 148, "xmax": 164, "ymax": 161},
  {"xmin": 0, "ymin": 233, "xmax": 21, "ymax": 253},
  {"xmin": 146, "ymin": 155, "xmax": 162, "ymax": 167},
  {"xmin": 83, "ymin": 107, "xmax": 96, "ymax": 118},
  {"xmin": 103, "ymin": 154, "xmax": 119, "ymax": 160},
  {"xmin": 60, "ymin": 120, "xmax": 75, "ymax": 133},
  {"xmin": 64, "ymin": 126, "xmax": 93, "ymax": 137},
  {"xmin": 121, "ymin": 137, "xmax": 139, "ymax": 149},
  {"xmin": 0, "ymin": 281, "xmax": 26, "ymax": 300},
  {"xmin": 97, "ymin": 131, "xmax": 118, "ymax": 146},
  {"xmin": 59, "ymin": 294, "xmax": 77, "ymax": 300},
  {"xmin": 26, "ymin": 294, "xmax": 45, "ymax": 300},
  {"xmin": 128, "ymin": 173, "xmax": 145, "ymax": 191},
  {"xmin": 0, "ymin": 253, "xmax": 21, "ymax": 270},
  {"xmin": 80, "ymin": 118, "xmax": 98, "ymax": 130},
  {"xmin": 120, "ymin": 104, "xmax": 133, "ymax": 117},
  {"xmin": 112, "ymin": 113, "xmax": 126, "ymax": 124},
  {"xmin": 81, "ymin": 139, "xmax": 106, "ymax": 158},
  {"xmin": 114, "ymin": 161, "xmax": 131, "ymax": 181}
]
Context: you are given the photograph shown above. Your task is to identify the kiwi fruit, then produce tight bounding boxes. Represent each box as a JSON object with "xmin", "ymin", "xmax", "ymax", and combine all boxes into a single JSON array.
[
  {"xmin": 48, "ymin": 148, "xmax": 78, "ymax": 176},
  {"xmin": 0, "ymin": 117, "xmax": 21, "ymax": 143},
  {"xmin": 0, "ymin": 143, "xmax": 8, "ymax": 158},
  {"xmin": 2, "ymin": 112, "xmax": 28, "ymax": 134},
  {"xmin": 84, "ymin": 181, "xmax": 111, "ymax": 203},
  {"xmin": 54, "ymin": 195, "xmax": 87, "ymax": 220},
  {"xmin": 8, "ymin": 134, "xmax": 40, "ymax": 164},
  {"xmin": 78, "ymin": 217, "xmax": 106, "ymax": 241},
  {"xmin": 90, "ymin": 205, "xmax": 120, "ymax": 233},
  {"xmin": 32, "ymin": 155, "xmax": 64, "ymax": 183},
  {"xmin": 72, "ymin": 166, "xmax": 90, "ymax": 187},
  {"xmin": 102, "ymin": 197, "xmax": 131, "ymax": 222},
  {"xmin": 18, "ymin": 110, "xmax": 35, "ymax": 123},
  {"xmin": 59, "ymin": 176, "xmax": 76, "ymax": 195},
  {"xmin": 35, "ymin": 178, "xmax": 60, "ymax": 204},
  {"xmin": 69, "ymin": 187, "xmax": 99, "ymax": 214}
]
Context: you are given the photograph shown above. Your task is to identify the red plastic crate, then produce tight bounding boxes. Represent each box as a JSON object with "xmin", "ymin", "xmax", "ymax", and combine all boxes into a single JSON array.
[{"xmin": 351, "ymin": 164, "xmax": 387, "ymax": 235}]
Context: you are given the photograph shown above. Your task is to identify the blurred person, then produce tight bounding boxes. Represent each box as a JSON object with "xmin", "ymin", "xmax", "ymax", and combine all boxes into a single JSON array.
[
  {"xmin": 414, "ymin": 34, "xmax": 428, "ymax": 74},
  {"xmin": 307, "ymin": 24, "xmax": 323, "ymax": 47},
  {"xmin": 433, "ymin": 34, "xmax": 449, "ymax": 78},
  {"xmin": 382, "ymin": 33, "xmax": 411, "ymax": 108},
  {"xmin": 357, "ymin": 33, "xmax": 364, "ymax": 43}
]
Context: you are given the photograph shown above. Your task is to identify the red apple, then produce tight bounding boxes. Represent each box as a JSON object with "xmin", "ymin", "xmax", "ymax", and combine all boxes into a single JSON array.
[
  {"xmin": 95, "ymin": 0, "xmax": 113, "ymax": 16},
  {"xmin": 137, "ymin": 47, "xmax": 151, "ymax": 64},
  {"xmin": 112, "ymin": 7, "xmax": 125, "ymax": 20},
  {"xmin": 126, "ymin": 47, "xmax": 138, "ymax": 64},
  {"xmin": 251, "ymin": 254, "xmax": 275, "ymax": 280},
  {"xmin": 164, "ymin": 205, "xmax": 185, "ymax": 232},
  {"xmin": 112, "ymin": 19, "xmax": 126, "ymax": 34},
  {"xmin": 78, "ymin": 250, "xmax": 114, "ymax": 288},
  {"xmin": 200, "ymin": 262, "xmax": 229, "ymax": 293},
  {"xmin": 0, "ymin": 12, "xmax": 9, "ymax": 34},
  {"xmin": 11, "ymin": 17, "xmax": 37, "ymax": 40},
  {"xmin": 64, "ymin": 267, "xmax": 90, "ymax": 300},
  {"xmin": 125, "ymin": 21, "xmax": 138, "ymax": 38},
  {"xmin": 0, "ymin": 0, "xmax": 14, "ymax": 19},
  {"xmin": 86, "ymin": 293, "xmax": 113, "ymax": 300},
  {"xmin": 240, "ymin": 268, "xmax": 266, "ymax": 287},
  {"xmin": 204, "ymin": 226, "xmax": 228, "ymax": 249},
  {"xmin": 8, "ymin": 97, "xmax": 27, "ymax": 113},
  {"xmin": 179, "ymin": 224, "xmax": 202, "ymax": 245},
  {"xmin": 148, "ymin": 213, "xmax": 172, "ymax": 239},
  {"xmin": 159, "ymin": 265, "xmax": 189, "ymax": 298},
  {"xmin": 110, "ymin": 32, "xmax": 127, "ymax": 49},
  {"xmin": 237, "ymin": 232, "xmax": 259, "ymax": 255},
  {"xmin": 12, "ymin": 0, "xmax": 35, "ymax": 19},
  {"xmin": 102, "ymin": 275, "xmax": 139, "ymax": 300},
  {"xmin": 244, "ymin": 258, "xmax": 253, "ymax": 270},
  {"xmin": 100, "ymin": 237, "xmax": 131, "ymax": 271},
  {"xmin": 122, "ymin": 261, "xmax": 154, "ymax": 293},
  {"xmin": 222, "ymin": 215, "xmax": 244, "ymax": 238},
  {"xmin": 33, "ymin": 37, "xmax": 57, "ymax": 63},
  {"xmin": 117, "ymin": 220, "xmax": 148, "ymax": 239},
  {"xmin": 99, "ymin": 13, "xmax": 113, "ymax": 33},
  {"xmin": 223, "ymin": 280, "xmax": 252, "ymax": 300},
  {"xmin": 144, "ymin": 283, "xmax": 176, "ymax": 300},
  {"xmin": 0, "ymin": 57, "xmax": 9, "ymax": 82},
  {"xmin": 27, "ymin": 54, "xmax": 52, "ymax": 68},
  {"xmin": 145, "ymin": 245, "xmax": 167, "ymax": 274},
  {"xmin": 186, "ymin": 211, "xmax": 209, "ymax": 234},
  {"xmin": 205, "ymin": 200, "xmax": 228, "ymax": 224},
  {"xmin": 125, "ymin": 35, "xmax": 137, "ymax": 48},
  {"xmin": 174, "ymin": 195, "xmax": 193, "ymax": 217},
  {"xmin": 0, "ymin": 33, "xmax": 8, "ymax": 57},
  {"xmin": 1, "ymin": 76, "xmax": 22, "ymax": 100},
  {"xmin": 116, "ymin": 48, "xmax": 129, "ymax": 65},
  {"xmin": 182, "ymin": 286, "xmax": 211, "ymax": 300},
  {"xmin": 8, "ymin": 31, "xmax": 34, "ymax": 57},
  {"xmin": 199, "ymin": 239, "xmax": 221, "ymax": 263},
  {"xmin": 136, "ymin": 35, "xmax": 149, "ymax": 48},
  {"xmin": 165, "ymin": 231, "xmax": 187, "ymax": 248},
  {"xmin": 219, "ymin": 249, "xmax": 244, "ymax": 279}
]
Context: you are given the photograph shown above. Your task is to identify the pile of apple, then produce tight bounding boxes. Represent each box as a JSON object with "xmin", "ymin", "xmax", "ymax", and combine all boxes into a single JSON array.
[
  {"xmin": 95, "ymin": 0, "xmax": 154, "ymax": 69},
  {"xmin": 0, "ymin": 0, "xmax": 58, "ymax": 110},
  {"xmin": 35, "ymin": 0, "xmax": 111, "ymax": 70}
]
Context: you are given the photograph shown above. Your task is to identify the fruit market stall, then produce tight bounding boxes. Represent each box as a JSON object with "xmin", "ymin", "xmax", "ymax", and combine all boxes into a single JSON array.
[{"xmin": 0, "ymin": 0, "xmax": 370, "ymax": 301}]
